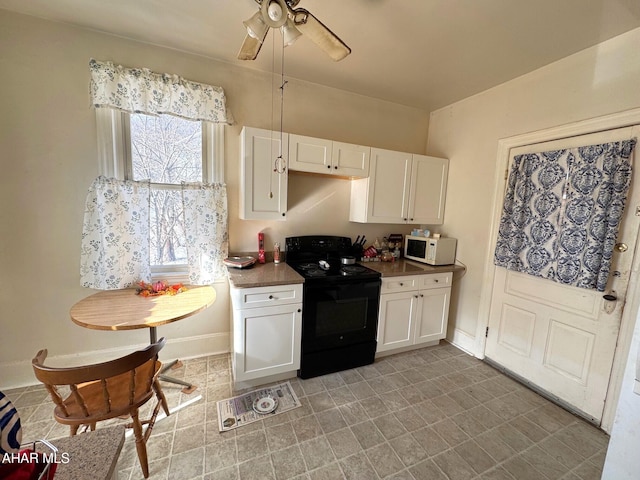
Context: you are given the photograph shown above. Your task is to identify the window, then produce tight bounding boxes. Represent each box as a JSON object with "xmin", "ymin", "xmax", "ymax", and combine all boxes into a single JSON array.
[{"xmin": 96, "ymin": 109, "xmax": 225, "ymax": 280}]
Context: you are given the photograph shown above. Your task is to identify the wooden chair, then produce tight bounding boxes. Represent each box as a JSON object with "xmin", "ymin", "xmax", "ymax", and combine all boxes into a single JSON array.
[{"xmin": 32, "ymin": 338, "xmax": 170, "ymax": 478}]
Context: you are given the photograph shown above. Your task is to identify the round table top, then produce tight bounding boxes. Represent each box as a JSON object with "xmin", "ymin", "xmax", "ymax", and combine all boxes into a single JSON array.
[{"xmin": 70, "ymin": 285, "xmax": 216, "ymax": 331}]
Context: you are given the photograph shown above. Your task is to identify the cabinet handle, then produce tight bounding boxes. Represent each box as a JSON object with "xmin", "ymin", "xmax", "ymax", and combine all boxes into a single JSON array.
[
  {"xmin": 410, "ymin": 218, "xmax": 414, "ymax": 221},
  {"xmin": 268, "ymin": 295, "xmax": 274, "ymax": 299},
  {"xmin": 414, "ymin": 295, "xmax": 419, "ymax": 298},
  {"xmin": 282, "ymin": 213, "xmax": 285, "ymax": 217},
  {"xmin": 434, "ymin": 279, "xmax": 439, "ymax": 283},
  {"xmin": 399, "ymin": 282, "xmax": 404, "ymax": 286},
  {"xmin": 297, "ymin": 308, "xmax": 302, "ymax": 313},
  {"xmin": 404, "ymin": 218, "xmax": 407, "ymax": 221},
  {"xmin": 334, "ymin": 166, "xmax": 338, "ymax": 169},
  {"xmin": 327, "ymin": 165, "xmax": 331, "ymax": 169},
  {"xmin": 420, "ymin": 294, "xmax": 424, "ymax": 297}
]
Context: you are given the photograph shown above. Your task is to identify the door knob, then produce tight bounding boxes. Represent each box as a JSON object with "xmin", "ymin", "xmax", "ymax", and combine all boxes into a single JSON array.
[{"xmin": 615, "ymin": 243, "xmax": 628, "ymax": 252}]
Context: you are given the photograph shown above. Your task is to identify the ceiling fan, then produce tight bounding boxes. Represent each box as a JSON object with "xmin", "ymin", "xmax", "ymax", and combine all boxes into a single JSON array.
[{"xmin": 238, "ymin": 0, "xmax": 351, "ymax": 62}]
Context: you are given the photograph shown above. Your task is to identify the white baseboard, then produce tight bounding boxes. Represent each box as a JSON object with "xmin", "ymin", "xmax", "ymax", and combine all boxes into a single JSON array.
[
  {"xmin": 0, "ymin": 333, "xmax": 230, "ymax": 390},
  {"xmin": 447, "ymin": 328, "xmax": 478, "ymax": 357}
]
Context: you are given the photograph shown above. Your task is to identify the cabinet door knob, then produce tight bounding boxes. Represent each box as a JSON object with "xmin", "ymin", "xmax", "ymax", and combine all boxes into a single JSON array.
[
  {"xmin": 420, "ymin": 294, "xmax": 424, "ymax": 297},
  {"xmin": 268, "ymin": 295, "xmax": 274, "ymax": 299},
  {"xmin": 434, "ymin": 279, "xmax": 439, "ymax": 283},
  {"xmin": 334, "ymin": 165, "xmax": 338, "ymax": 169},
  {"xmin": 297, "ymin": 308, "xmax": 302, "ymax": 313},
  {"xmin": 399, "ymin": 282, "xmax": 404, "ymax": 286},
  {"xmin": 327, "ymin": 165, "xmax": 331, "ymax": 169},
  {"xmin": 282, "ymin": 213, "xmax": 285, "ymax": 217},
  {"xmin": 414, "ymin": 294, "xmax": 419, "ymax": 298}
]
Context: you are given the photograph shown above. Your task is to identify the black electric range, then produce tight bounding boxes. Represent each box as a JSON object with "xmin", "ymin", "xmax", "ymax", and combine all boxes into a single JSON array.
[{"xmin": 286, "ymin": 236, "xmax": 381, "ymax": 379}]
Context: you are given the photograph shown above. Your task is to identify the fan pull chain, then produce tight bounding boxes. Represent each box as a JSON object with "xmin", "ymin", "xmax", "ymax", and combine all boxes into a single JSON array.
[{"xmin": 274, "ymin": 32, "xmax": 287, "ymax": 175}]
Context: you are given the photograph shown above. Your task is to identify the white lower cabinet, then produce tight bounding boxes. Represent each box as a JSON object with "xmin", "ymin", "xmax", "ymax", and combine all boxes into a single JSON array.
[
  {"xmin": 230, "ymin": 284, "xmax": 302, "ymax": 384},
  {"xmin": 376, "ymin": 273, "xmax": 452, "ymax": 354}
]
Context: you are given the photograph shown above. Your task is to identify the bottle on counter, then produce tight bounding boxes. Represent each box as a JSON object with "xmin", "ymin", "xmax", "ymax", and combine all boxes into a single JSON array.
[
  {"xmin": 258, "ymin": 232, "xmax": 265, "ymax": 264},
  {"xmin": 274, "ymin": 242, "xmax": 281, "ymax": 264}
]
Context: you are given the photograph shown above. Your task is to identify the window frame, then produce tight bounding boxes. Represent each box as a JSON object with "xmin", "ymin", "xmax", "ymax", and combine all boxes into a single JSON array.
[{"xmin": 95, "ymin": 108, "xmax": 225, "ymax": 282}]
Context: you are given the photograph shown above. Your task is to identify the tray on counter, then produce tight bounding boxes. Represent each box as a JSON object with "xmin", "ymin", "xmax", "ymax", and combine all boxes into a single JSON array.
[{"xmin": 224, "ymin": 256, "xmax": 257, "ymax": 269}]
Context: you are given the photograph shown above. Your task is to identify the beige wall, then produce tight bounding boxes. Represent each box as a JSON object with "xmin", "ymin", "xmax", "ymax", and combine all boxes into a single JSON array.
[
  {"xmin": 0, "ymin": 10, "xmax": 429, "ymax": 387},
  {"xmin": 426, "ymin": 27, "xmax": 640, "ymax": 354}
]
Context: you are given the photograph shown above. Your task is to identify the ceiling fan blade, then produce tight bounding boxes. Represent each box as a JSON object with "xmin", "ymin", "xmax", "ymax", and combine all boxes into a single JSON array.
[
  {"xmin": 292, "ymin": 8, "xmax": 351, "ymax": 61},
  {"xmin": 237, "ymin": 29, "xmax": 267, "ymax": 60}
]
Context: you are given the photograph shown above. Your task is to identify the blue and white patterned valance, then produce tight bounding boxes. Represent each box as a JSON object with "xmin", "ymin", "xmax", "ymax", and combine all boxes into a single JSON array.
[
  {"xmin": 89, "ymin": 59, "xmax": 233, "ymax": 124},
  {"xmin": 494, "ymin": 139, "xmax": 636, "ymax": 291}
]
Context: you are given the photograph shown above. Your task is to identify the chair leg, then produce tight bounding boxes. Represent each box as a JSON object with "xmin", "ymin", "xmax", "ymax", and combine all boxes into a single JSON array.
[
  {"xmin": 131, "ymin": 408, "xmax": 150, "ymax": 478},
  {"xmin": 154, "ymin": 379, "xmax": 170, "ymax": 417},
  {"xmin": 70, "ymin": 425, "xmax": 79, "ymax": 436}
]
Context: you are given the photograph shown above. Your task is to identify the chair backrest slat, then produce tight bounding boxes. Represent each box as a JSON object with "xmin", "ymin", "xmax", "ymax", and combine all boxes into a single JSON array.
[
  {"xmin": 45, "ymin": 384, "xmax": 69, "ymax": 417},
  {"xmin": 101, "ymin": 378, "xmax": 111, "ymax": 413},
  {"xmin": 69, "ymin": 384, "xmax": 90, "ymax": 418},
  {"xmin": 129, "ymin": 369, "xmax": 136, "ymax": 406}
]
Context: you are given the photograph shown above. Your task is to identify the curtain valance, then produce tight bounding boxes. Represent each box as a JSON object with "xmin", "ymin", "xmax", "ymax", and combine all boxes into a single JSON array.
[{"xmin": 89, "ymin": 59, "xmax": 233, "ymax": 124}]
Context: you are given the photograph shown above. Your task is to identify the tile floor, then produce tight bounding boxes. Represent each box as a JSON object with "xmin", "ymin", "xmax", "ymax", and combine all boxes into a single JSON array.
[{"xmin": 5, "ymin": 342, "xmax": 609, "ymax": 480}]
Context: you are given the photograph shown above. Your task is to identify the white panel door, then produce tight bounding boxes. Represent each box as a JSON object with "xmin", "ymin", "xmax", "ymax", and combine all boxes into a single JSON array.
[{"xmin": 486, "ymin": 126, "xmax": 640, "ymax": 423}]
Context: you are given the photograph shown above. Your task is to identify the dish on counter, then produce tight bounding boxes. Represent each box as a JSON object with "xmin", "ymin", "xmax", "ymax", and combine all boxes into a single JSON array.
[{"xmin": 224, "ymin": 256, "xmax": 257, "ymax": 269}]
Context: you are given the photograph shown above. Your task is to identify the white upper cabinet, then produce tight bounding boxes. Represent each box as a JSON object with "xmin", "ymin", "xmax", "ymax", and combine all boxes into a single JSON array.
[
  {"xmin": 289, "ymin": 133, "xmax": 370, "ymax": 178},
  {"xmin": 408, "ymin": 154, "xmax": 449, "ymax": 224},
  {"xmin": 350, "ymin": 147, "xmax": 449, "ymax": 225},
  {"xmin": 240, "ymin": 126, "xmax": 288, "ymax": 221}
]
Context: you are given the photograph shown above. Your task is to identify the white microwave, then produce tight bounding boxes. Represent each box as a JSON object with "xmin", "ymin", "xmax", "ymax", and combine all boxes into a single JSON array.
[{"xmin": 404, "ymin": 235, "xmax": 457, "ymax": 265}]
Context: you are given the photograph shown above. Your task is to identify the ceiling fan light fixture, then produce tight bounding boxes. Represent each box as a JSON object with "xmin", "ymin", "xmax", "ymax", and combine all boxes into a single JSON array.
[
  {"xmin": 243, "ymin": 11, "xmax": 268, "ymax": 41},
  {"xmin": 261, "ymin": 0, "xmax": 288, "ymax": 28},
  {"xmin": 282, "ymin": 17, "xmax": 302, "ymax": 47}
]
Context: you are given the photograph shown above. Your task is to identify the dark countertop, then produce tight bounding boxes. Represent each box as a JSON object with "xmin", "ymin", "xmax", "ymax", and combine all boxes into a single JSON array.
[{"xmin": 226, "ymin": 258, "xmax": 464, "ymax": 288}]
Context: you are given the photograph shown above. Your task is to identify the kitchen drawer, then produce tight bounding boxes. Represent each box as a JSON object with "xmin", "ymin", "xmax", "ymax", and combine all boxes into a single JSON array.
[
  {"xmin": 231, "ymin": 284, "xmax": 302, "ymax": 309},
  {"xmin": 418, "ymin": 272, "xmax": 452, "ymax": 290},
  {"xmin": 381, "ymin": 276, "xmax": 419, "ymax": 293}
]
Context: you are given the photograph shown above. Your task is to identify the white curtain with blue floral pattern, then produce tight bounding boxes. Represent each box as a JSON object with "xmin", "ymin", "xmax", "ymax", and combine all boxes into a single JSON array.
[
  {"xmin": 181, "ymin": 183, "xmax": 228, "ymax": 285},
  {"xmin": 494, "ymin": 139, "xmax": 636, "ymax": 291},
  {"xmin": 89, "ymin": 59, "xmax": 233, "ymax": 124},
  {"xmin": 80, "ymin": 176, "xmax": 151, "ymax": 289}
]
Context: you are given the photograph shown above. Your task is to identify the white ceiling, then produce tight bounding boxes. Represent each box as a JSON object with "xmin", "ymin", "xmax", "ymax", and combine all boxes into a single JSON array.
[{"xmin": 2, "ymin": 0, "xmax": 640, "ymax": 112}]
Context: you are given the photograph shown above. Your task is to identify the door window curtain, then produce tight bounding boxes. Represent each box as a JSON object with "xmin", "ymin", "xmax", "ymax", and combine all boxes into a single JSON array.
[
  {"xmin": 89, "ymin": 59, "xmax": 233, "ymax": 124},
  {"xmin": 494, "ymin": 139, "xmax": 636, "ymax": 291}
]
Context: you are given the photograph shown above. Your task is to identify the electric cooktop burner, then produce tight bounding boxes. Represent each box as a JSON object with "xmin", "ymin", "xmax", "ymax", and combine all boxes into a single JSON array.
[{"xmin": 341, "ymin": 265, "xmax": 368, "ymax": 275}]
